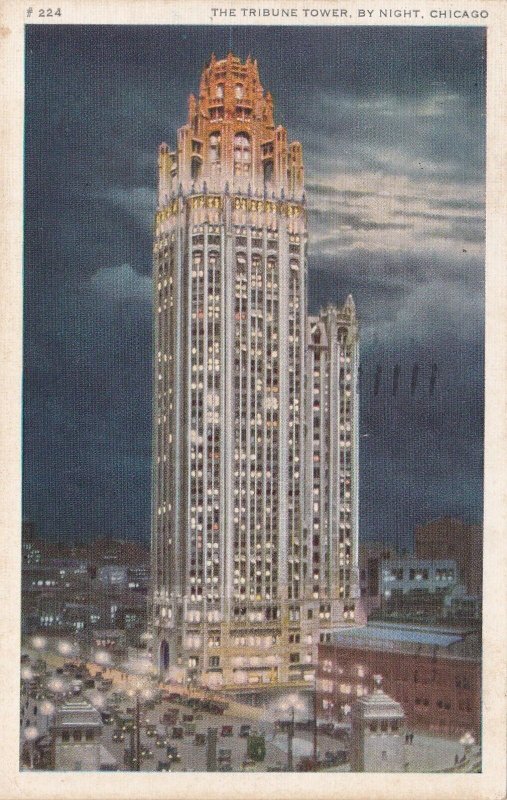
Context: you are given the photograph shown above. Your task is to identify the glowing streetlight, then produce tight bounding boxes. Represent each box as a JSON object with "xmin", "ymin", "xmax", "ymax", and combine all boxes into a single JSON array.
[
  {"xmin": 89, "ymin": 691, "xmax": 106, "ymax": 710},
  {"xmin": 57, "ymin": 640, "xmax": 78, "ymax": 657},
  {"xmin": 21, "ymin": 666, "xmax": 34, "ymax": 682},
  {"xmin": 93, "ymin": 650, "xmax": 112, "ymax": 667},
  {"xmin": 47, "ymin": 676, "xmax": 67, "ymax": 695},
  {"xmin": 31, "ymin": 636, "xmax": 47, "ymax": 651},
  {"xmin": 460, "ymin": 731, "xmax": 476, "ymax": 758},
  {"xmin": 39, "ymin": 700, "xmax": 55, "ymax": 717}
]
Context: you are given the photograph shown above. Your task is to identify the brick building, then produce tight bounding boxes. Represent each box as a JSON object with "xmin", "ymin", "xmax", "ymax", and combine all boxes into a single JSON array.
[
  {"xmin": 317, "ymin": 623, "xmax": 480, "ymax": 740},
  {"xmin": 414, "ymin": 516, "xmax": 482, "ymax": 597}
]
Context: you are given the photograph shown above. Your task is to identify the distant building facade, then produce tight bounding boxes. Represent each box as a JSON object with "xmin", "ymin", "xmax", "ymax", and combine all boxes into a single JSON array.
[
  {"xmin": 414, "ymin": 517, "xmax": 482, "ymax": 597},
  {"xmin": 379, "ymin": 557, "xmax": 459, "ymax": 615}
]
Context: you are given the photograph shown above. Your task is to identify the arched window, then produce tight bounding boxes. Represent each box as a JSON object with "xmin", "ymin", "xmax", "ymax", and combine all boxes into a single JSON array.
[
  {"xmin": 209, "ymin": 133, "xmax": 221, "ymax": 164},
  {"xmin": 235, "ymin": 84, "xmax": 244, "ymax": 99},
  {"xmin": 216, "ymin": 84, "xmax": 224, "ymax": 99},
  {"xmin": 263, "ymin": 159, "xmax": 274, "ymax": 184},
  {"xmin": 234, "ymin": 133, "xmax": 251, "ymax": 176},
  {"xmin": 191, "ymin": 156, "xmax": 201, "ymax": 181}
]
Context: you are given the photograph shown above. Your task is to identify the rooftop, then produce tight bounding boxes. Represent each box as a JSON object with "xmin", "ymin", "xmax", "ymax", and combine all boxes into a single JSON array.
[
  {"xmin": 53, "ymin": 698, "xmax": 103, "ymax": 729},
  {"xmin": 327, "ymin": 623, "xmax": 481, "ymax": 660}
]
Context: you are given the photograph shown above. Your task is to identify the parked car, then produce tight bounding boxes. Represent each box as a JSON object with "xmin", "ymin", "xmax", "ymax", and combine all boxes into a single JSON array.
[
  {"xmin": 101, "ymin": 711, "xmax": 114, "ymax": 725},
  {"xmin": 155, "ymin": 735, "xmax": 168, "ymax": 748},
  {"xmin": 157, "ymin": 761, "xmax": 171, "ymax": 771},
  {"xmin": 112, "ymin": 729, "xmax": 125, "ymax": 743},
  {"xmin": 146, "ymin": 724, "xmax": 157, "ymax": 737},
  {"xmin": 218, "ymin": 748, "xmax": 232, "ymax": 763},
  {"xmin": 166, "ymin": 745, "xmax": 181, "ymax": 762}
]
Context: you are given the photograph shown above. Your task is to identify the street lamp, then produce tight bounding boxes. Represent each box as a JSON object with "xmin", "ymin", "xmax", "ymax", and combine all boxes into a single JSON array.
[
  {"xmin": 23, "ymin": 725, "xmax": 39, "ymax": 769},
  {"xmin": 276, "ymin": 694, "xmax": 307, "ymax": 772},
  {"xmin": 125, "ymin": 679, "xmax": 155, "ymax": 771},
  {"xmin": 460, "ymin": 731, "xmax": 476, "ymax": 759},
  {"xmin": 120, "ymin": 655, "xmax": 157, "ymax": 772}
]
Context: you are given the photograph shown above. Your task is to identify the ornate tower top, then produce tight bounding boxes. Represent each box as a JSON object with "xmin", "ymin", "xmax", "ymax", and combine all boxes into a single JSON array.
[{"xmin": 158, "ymin": 53, "xmax": 304, "ymax": 203}]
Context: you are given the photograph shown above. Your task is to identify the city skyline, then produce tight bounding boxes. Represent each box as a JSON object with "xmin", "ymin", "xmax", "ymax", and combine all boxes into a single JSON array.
[{"xmin": 23, "ymin": 25, "xmax": 485, "ymax": 550}]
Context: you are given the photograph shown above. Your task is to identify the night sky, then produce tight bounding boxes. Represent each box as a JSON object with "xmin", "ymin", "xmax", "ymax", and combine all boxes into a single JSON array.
[{"xmin": 23, "ymin": 25, "xmax": 486, "ymax": 549}]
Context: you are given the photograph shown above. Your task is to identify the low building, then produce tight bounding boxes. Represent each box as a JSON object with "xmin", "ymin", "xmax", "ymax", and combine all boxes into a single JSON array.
[
  {"xmin": 317, "ymin": 623, "xmax": 480, "ymax": 739},
  {"xmin": 379, "ymin": 558, "xmax": 459, "ymax": 615},
  {"xmin": 51, "ymin": 698, "xmax": 117, "ymax": 771},
  {"xmin": 350, "ymin": 675, "xmax": 405, "ymax": 772}
]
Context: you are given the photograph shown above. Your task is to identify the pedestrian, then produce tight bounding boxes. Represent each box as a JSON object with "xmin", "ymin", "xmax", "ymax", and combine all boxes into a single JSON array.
[{"xmin": 455, "ymin": 753, "xmax": 459, "ymax": 765}]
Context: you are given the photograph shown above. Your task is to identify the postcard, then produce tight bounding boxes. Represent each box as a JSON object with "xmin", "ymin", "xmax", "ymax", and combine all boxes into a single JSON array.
[{"xmin": 0, "ymin": 0, "xmax": 506, "ymax": 798}]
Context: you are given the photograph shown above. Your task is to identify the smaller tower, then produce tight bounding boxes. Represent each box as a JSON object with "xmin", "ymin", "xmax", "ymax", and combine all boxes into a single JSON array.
[
  {"xmin": 51, "ymin": 698, "xmax": 105, "ymax": 771},
  {"xmin": 350, "ymin": 675, "xmax": 406, "ymax": 772}
]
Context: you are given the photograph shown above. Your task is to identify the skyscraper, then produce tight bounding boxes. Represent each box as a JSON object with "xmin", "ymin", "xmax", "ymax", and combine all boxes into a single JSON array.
[{"xmin": 151, "ymin": 53, "xmax": 361, "ymax": 688}]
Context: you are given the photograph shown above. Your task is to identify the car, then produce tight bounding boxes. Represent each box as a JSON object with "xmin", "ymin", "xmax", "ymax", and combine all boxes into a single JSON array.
[
  {"xmin": 297, "ymin": 757, "xmax": 319, "ymax": 772},
  {"xmin": 146, "ymin": 724, "xmax": 157, "ymax": 737},
  {"xmin": 218, "ymin": 764, "xmax": 233, "ymax": 771},
  {"xmin": 112, "ymin": 730, "xmax": 125, "ymax": 743},
  {"xmin": 140, "ymin": 747, "xmax": 154, "ymax": 759},
  {"xmin": 239, "ymin": 724, "xmax": 251, "ymax": 738},
  {"xmin": 218, "ymin": 748, "xmax": 232, "ymax": 762},
  {"xmin": 221, "ymin": 725, "xmax": 233, "ymax": 737},
  {"xmin": 157, "ymin": 761, "xmax": 171, "ymax": 771},
  {"xmin": 318, "ymin": 722, "xmax": 334, "ymax": 736},
  {"xmin": 155, "ymin": 735, "xmax": 168, "ymax": 748},
  {"xmin": 101, "ymin": 711, "xmax": 114, "ymax": 725}
]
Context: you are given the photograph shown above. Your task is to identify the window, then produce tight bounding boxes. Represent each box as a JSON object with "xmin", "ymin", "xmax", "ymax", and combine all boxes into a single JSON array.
[
  {"xmin": 234, "ymin": 133, "xmax": 251, "ymax": 176},
  {"xmin": 216, "ymin": 84, "xmax": 224, "ymax": 99},
  {"xmin": 73, "ymin": 731, "xmax": 82, "ymax": 742},
  {"xmin": 62, "ymin": 731, "xmax": 70, "ymax": 742},
  {"xmin": 191, "ymin": 157, "xmax": 201, "ymax": 181},
  {"xmin": 380, "ymin": 721, "xmax": 388, "ymax": 732},
  {"xmin": 209, "ymin": 133, "xmax": 221, "ymax": 164},
  {"xmin": 290, "ymin": 653, "xmax": 300, "ymax": 664},
  {"xmin": 209, "ymin": 656, "xmax": 220, "ymax": 668},
  {"xmin": 307, "ymin": 609, "xmax": 313, "ymax": 620},
  {"xmin": 85, "ymin": 730, "xmax": 94, "ymax": 741},
  {"xmin": 235, "ymin": 84, "xmax": 244, "ymax": 99}
]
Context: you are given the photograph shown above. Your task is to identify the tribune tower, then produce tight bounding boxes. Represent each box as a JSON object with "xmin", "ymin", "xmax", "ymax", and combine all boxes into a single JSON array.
[{"xmin": 151, "ymin": 54, "xmax": 360, "ymax": 688}]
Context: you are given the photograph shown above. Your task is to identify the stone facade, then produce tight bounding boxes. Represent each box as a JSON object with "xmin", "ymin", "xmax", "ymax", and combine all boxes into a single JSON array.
[{"xmin": 151, "ymin": 54, "xmax": 361, "ymax": 688}]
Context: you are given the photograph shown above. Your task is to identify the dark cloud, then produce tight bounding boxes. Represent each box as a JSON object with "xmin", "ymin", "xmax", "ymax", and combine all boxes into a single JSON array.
[{"xmin": 23, "ymin": 25, "xmax": 485, "ymax": 545}]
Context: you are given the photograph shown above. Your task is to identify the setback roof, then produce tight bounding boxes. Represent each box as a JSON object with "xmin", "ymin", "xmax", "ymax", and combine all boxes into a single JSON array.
[{"xmin": 332, "ymin": 626, "xmax": 462, "ymax": 647}]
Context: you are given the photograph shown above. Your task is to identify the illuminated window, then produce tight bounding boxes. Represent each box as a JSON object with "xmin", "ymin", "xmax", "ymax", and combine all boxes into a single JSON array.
[{"xmin": 234, "ymin": 133, "xmax": 251, "ymax": 176}]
